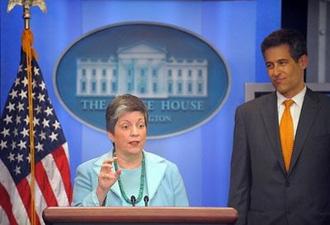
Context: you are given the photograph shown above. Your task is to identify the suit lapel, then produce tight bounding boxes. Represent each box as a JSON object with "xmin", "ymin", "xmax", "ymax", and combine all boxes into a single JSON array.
[
  {"xmin": 288, "ymin": 89, "xmax": 319, "ymax": 174},
  {"xmin": 144, "ymin": 152, "xmax": 167, "ymax": 200},
  {"xmin": 260, "ymin": 93, "xmax": 287, "ymax": 174}
]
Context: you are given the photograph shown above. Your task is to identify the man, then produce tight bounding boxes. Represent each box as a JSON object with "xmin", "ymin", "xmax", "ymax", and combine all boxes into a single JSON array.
[{"xmin": 228, "ymin": 28, "xmax": 330, "ymax": 225}]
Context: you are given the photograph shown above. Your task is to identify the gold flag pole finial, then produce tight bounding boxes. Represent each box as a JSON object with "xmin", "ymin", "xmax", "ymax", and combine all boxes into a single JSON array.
[{"xmin": 7, "ymin": 0, "xmax": 47, "ymax": 29}]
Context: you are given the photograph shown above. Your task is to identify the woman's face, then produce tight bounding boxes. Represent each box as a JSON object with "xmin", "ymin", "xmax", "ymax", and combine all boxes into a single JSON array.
[{"xmin": 108, "ymin": 111, "xmax": 147, "ymax": 157}]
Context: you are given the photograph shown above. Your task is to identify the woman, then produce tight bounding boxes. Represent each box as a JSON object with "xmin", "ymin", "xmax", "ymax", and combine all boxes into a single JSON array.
[{"xmin": 73, "ymin": 94, "xmax": 189, "ymax": 206}]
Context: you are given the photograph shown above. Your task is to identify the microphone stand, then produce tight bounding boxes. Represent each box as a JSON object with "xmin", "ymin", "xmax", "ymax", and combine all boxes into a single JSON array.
[
  {"xmin": 143, "ymin": 195, "xmax": 149, "ymax": 207},
  {"xmin": 130, "ymin": 195, "xmax": 136, "ymax": 207}
]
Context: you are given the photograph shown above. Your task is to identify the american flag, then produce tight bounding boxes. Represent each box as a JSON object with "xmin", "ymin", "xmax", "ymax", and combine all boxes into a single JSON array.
[{"xmin": 0, "ymin": 49, "xmax": 72, "ymax": 225}]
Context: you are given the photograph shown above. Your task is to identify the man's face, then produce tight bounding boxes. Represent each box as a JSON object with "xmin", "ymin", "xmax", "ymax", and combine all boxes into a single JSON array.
[{"xmin": 264, "ymin": 44, "xmax": 308, "ymax": 98}]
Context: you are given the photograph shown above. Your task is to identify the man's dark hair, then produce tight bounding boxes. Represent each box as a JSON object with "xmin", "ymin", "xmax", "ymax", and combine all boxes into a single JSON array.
[{"xmin": 261, "ymin": 28, "xmax": 307, "ymax": 62}]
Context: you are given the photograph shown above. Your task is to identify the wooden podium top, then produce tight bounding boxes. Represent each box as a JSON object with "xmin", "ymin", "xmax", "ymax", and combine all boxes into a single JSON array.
[{"xmin": 43, "ymin": 207, "xmax": 237, "ymax": 224}]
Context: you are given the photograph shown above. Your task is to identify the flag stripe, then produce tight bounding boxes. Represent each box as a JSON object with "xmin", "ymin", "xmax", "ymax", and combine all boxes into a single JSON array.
[
  {"xmin": 52, "ymin": 145, "xmax": 72, "ymax": 203},
  {"xmin": 42, "ymin": 147, "xmax": 69, "ymax": 206},
  {"xmin": 0, "ymin": 160, "xmax": 30, "ymax": 225},
  {"xmin": 17, "ymin": 179, "xmax": 42, "ymax": 225},
  {"xmin": 0, "ymin": 207, "xmax": 10, "ymax": 225},
  {"xmin": 0, "ymin": 183, "xmax": 18, "ymax": 225},
  {"xmin": 30, "ymin": 175, "xmax": 48, "ymax": 225},
  {"xmin": 35, "ymin": 161, "xmax": 58, "ymax": 206}
]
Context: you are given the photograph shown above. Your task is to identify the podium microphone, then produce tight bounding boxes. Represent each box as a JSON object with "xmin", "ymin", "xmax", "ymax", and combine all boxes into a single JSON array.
[
  {"xmin": 130, "ymin": 195, "xmax": 136, "ymax": 207},
  {"xmin": 143, "ymin": 195, "xmax": 149, "ymax": 207}
]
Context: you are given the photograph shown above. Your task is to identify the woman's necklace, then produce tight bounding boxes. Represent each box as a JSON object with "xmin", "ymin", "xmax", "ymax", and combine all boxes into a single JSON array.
[{"xmin": 113, "ymin": 152, "xmax": 145, "ymax": 205}]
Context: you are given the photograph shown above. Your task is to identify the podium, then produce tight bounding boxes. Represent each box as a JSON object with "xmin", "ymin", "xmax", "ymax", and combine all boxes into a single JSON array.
[{"xmin": 43, "ymin": 207, "xmax": 237, "ymax": 225}]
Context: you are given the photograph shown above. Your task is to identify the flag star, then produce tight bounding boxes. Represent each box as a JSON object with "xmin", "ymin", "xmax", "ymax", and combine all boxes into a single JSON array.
[
  {"xmin": 53, "ymin": 120, "xmax": 60, "ymax": 130},
  {"xmin": 3, "ymin": 114, "xmax": 13, "ymax": 125},
  {"xmin": 8, "ymin": 152, "xmax": 15, "ymax": 162},
  {"xmin": 18, "ymin": 140, "xmax": 27, "ymax": 150},
  {"xmin": 39, "ymin": 131, "xmax": 46, "ymax": 140},
  {"xmin": 9, "ymin": 90, "xmax": 18, "ymax": 99},
  {"xmin": 32, "ymin": 80, "xmax": 37, "ymax": 89},
  {"xmin": 39, "ymin": 81, "xmax": 46, "ymax": 90},
  {"xmin": 17, "ymin": 102, "xmax": 25, "ymax": 111},
  {"xmin": 33, "ymin": 117, "xmax": 40, "ymax": 126},
  {"xmin": 14, "ymin": 77, "xmax": 20, "ymax": 86},
  {"xmin": 6, "ymin": 102, "xmax": 15, "ymax": 112},
  {"xmin": 3, "ymin": 115, "xmax": 13, "ymax": 124},
  {"xmin": 20, "ymin": 127, "xmax": 29, "ymax": 137},
  {"xmin": 13, "ymin": 128, "xmax": 18, "ymax": 137},
  {"xmin": 24, "ymin": 115, "xmax": 30, "ymax": 125},
  {"xmin": 0, "ymin": 140, "xmax": 7, "ymax": 150},
  {"xmin": 34, "ymin": 66, "xmax": 40, "ymax": 76},
  {"xmin": 45, "ymin": 107, "xmax": 53, "ymax": 116},
  {"xmin": 22, "ymin": 77, "xmax": 29, "ymax": 87},
  {"xmin": 24, "ymin": 64, "xmax": 32, "ymax": 73},
  {"xmin": 35, "ymin": 142, "xmax": 43, "ymax": 152},
  {"xmin": 16, "ymin": 153, "xmax": 24, "ymax": 163},
  {"xmin": 35, "ymin": 105, "xmax": 42, "ymax": 114},
  {"xmin": 11, "ymin": 141, "xmax": 17, "ymax": 149},
  {"xmin": 18, "ymin": 64, "xmax": 23, "ymax": 73},
  {"xmin": 1, "ymin": 128, "xmax": 10, "ymax": 137},
  {"xmin": 49, "ymin": 132, "xmax": 58, "ymax": 142},
  {"xmin": 42, "ymin": 118, "xmax": 50, "ymax": 128},
  {"xmin": 37, "ymin": 93, "xmax": 45, "ymax": 102},
  {"xmin": 19, "ymin": 90, "xmax": 27, "ymax": 99},
  {"xmin": 14, "ymin": 166, "xmax": 21, "ymax": 175},
  {"xmin": 16, "ymin": 115, "xmax": 21, "ymax": 124}
]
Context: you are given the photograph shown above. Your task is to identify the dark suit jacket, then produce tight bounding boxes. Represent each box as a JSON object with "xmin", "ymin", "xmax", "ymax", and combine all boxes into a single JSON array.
[{"xmin": 228, "ymin": 88, "xmax": 330, "ymax": 225}]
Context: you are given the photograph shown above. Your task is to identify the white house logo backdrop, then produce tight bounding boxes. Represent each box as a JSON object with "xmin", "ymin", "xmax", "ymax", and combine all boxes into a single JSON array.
[{"xmin": 54, "ymin": 22, "xmax": 230, "ymax": 139}]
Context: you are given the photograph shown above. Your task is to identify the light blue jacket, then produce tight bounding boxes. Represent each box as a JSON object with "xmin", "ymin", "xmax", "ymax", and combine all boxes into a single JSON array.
[{"xmin": 73, "ymin": 151, "xmax": 189, "ymax": 207}]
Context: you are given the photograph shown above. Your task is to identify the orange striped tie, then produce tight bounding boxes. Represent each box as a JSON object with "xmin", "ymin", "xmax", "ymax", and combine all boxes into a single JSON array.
[{"xmin": 280, "ymin": 99, "xmax": 294, "ymax": 171}]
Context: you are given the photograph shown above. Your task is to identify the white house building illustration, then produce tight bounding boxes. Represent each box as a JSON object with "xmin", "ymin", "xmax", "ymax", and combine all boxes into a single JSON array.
[{"xmin": 76, "ymin": 43, "xmax": 208, "ymax": 98}]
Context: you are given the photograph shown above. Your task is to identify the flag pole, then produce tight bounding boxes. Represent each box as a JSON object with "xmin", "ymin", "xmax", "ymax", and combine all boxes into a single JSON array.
[
  {"xmin": 7, "ymin": 1, "xmax": 47, "ymax": 225},
  {"xmin": 24, "ymin": 3, "xmax": 37, "ymax": 224}
]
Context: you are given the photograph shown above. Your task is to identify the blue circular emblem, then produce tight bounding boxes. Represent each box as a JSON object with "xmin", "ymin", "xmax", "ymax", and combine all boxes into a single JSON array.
[{"xmin": 54, "ymin": 22, "xmax": 230, "ymax": 139}]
